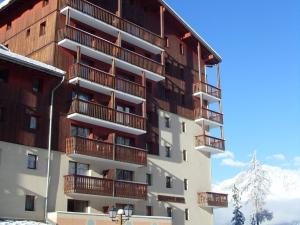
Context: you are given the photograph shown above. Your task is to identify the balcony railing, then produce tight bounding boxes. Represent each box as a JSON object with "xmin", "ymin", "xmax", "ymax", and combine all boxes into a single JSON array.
[
  {"xmin": 195, "ymin": 135, "xmax": 225, "ymax": 151},
  {"xmin": 198, "ymin": 192, "xmax": 228, "ymax": 208},
  {"xmin": 69, "ymin": 63, "xmax": 146, "ymax": 99},
  {"xmin": 64, "ymin": 175, "xmax": 147, "ymax": 199},
  {"xmin": 60, "ymin": 0, "xmax": 165, "ymax": 48},
  {"xmin": 194, "ymin": 108, "xmax": 223, "ymax": 124},
  {"xmin": 193, "ymin": 81, "xmax": 221, "ymax": 99},
  {"xmin": 66, "ymin": 136, "xmax": 147, "ymax": 166},
  {"xmin": 59, "ymin": 25, "xmax": 164, "ymax": 76},
  {"xmin": 69, "ymin": 99, "xmax": 146, "ymax": 131}
]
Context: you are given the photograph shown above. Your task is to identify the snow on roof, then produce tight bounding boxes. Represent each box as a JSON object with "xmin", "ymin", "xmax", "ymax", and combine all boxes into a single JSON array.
[
  {"xmin": 0, "ymin": 220, "xmax": 47, "ymax": 225},
  {"xmin": 0, "ymin": 47, "xmax": 65, "ymax": 77}
]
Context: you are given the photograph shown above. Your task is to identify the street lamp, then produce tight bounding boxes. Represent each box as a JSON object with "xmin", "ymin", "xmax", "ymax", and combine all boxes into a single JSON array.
[{"xmin": 109, "ymin": 205, "xmax": 133, "ymax": 225}]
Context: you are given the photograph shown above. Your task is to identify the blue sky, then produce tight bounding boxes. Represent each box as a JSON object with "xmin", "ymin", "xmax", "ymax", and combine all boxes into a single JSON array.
[{"xmin": 164, "ymin": 0, "xmax": 300, "ymax": 182}]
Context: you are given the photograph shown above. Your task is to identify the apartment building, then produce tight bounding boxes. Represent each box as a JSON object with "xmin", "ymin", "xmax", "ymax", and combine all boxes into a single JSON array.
[{"xmin": 0, "ymin": 0, "xmax": 228, "ymax": 224}]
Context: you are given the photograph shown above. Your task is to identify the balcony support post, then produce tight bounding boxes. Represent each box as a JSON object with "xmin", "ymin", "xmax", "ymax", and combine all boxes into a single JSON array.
[
  {"xmin": 112, "ymin": 133, "xmax": 116, "ymax": 161},
  {"xmin": 160, "ymin": 6, "xmax": 165, "ymax": 38},
  {"xmin": 117, "ymin": 0, "xmax": 122, "ymax": 17},
  {"xmin": 76, "ymin": 46, "xmax": 81, "ymax": 64},
  {"xmin": 142, "ymin": 72, "xmax": 146, "ymax": 118},
  {"xmin": 116, "ymin": 32, "xmax": 122, "ymax": 47},
  {"xmin": 216, "ymin": 63, "xmax": 221, "ymax": 89},
  {"xmin": 197, "ymin": 42, "xmax": 202, "ymax": 81},
  {"xmin": 65, "ymin": 8, "xmax": 70, "ymax": 25},
  {"xmin": 221, "ymin": 126, "xmax": 224, "ymax": 140}
]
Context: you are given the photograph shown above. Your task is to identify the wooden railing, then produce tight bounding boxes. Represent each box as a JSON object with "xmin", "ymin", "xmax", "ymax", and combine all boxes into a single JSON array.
[
  {"xmin": 69, "ymin": 63, "xmax": 146, "ymax": 98},
  {"xmin": 59, "ymin": 25, "xmax": 164, "ymax": 76},
  {"xmin": 64, "ymin": 175, "xmax": 147, "ymax": 199},
  {"xmin": 64, "ymin": 175, "xmax": 113, "ymax": 196},
  {"xmin": 115, "ymin": 180, "xmax": 147, "ymax": 200},
  {"xmin": 195, "ymin": 135, "xmax": 225, "ymax": 150},
  {"xmin": 69, "ymin": 99, "xmax": 146, "ymax": 130},
  {"xmin": 66, "ymin": 136, "xmax": 147, "ymax": 166},
  {"xmin": 193, "ymin": 81, "xmax": 221, "ymax": 99},
  {"xmin": 194, "ymin": 108, "xmax": 223, "ymax": 124},
  {"xmin": 198, "ymin": 192, "xmax": 228, "ymax": 207},
  {"xmin": 60, "ymin": 0, "xmax": 165, "ymax": 48}
]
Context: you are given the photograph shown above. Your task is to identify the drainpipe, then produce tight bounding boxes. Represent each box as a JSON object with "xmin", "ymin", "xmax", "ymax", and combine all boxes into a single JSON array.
[{"xmin": 45, "ymin": 75, "xmax": 65, "ymax": 222}]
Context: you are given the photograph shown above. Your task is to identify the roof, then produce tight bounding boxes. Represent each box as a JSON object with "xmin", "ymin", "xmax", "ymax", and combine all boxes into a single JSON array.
[
  {"xmin": 160, "ymin": 0, "xmax": 222, "ymax": 62},
  {"xmin": 0, "ymin": 46, "xmax": 65, "ymax": 77},
  {"xmin": 0, "ymin": 0, "xmax": 222, "ymax": 62}
]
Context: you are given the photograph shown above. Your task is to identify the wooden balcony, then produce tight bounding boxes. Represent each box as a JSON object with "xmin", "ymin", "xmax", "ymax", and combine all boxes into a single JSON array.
[
  {"xmin": 69, "ymin": 63, "xmax": 146, "ymax": 101},
  {"xmin": 66, "ymin": 136, "xmax": 147, "ymax": 166},
  {"xmin": 58, "ymin": 25, "xmax": 164, "ymax": 78},
  {"xmin": 68, "ymin": 99, "xmax": 146, "ymax": 134},
  {"xmin": 64, "ymin": 175, "xmax": 147, "ymax": 200},
  {"xmin": 194, "ymin": 108, "xmax": 223, "ymax": 125},
  {"xmin": 60, "ymin": 0, "xmax": 165, "ymax": 49},
  {"xmin": 198, "ymin": 192, "xmax": 228, "ymax": 208},
  {"xmin": 193, "ymin": 81, "xmax": 221, "ymax": 101},
  {"xmin": 195, "ymin": 135, "xmax": 225, "ymax": 152}
]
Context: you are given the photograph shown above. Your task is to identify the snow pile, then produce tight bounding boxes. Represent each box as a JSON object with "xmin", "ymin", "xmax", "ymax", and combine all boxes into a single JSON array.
[{"xmin": 0, "ymin": 220, "xmax": 47, "ymax": 225}]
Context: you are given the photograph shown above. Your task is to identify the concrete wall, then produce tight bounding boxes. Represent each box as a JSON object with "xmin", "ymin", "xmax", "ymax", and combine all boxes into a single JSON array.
[{"xmin": 147, "ymin": 109, "xmax": 213, "ymax": 225}]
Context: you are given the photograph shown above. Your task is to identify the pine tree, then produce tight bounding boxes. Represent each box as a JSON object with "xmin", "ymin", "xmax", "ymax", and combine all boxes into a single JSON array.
[
  {"xmin": 231, "ymin": 185, "xmax": 245, "ymax": 225},
  {"xmin": 240, "ymin": 152, "xmax": 273, "ymax": 225}
]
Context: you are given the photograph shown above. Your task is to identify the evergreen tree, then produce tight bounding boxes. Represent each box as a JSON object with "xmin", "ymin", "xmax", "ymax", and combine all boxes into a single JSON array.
[{"xmin": 231, "ymin": 185, "xmax": 245, "ymax": 225}]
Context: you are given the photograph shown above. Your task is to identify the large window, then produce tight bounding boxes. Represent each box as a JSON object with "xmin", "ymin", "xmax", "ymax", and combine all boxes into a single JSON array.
[
  {"xmin": 69, "ymin": 161, "xmax": 89, "ymax": 176},
  {"xmin": 25, "ymin": 195, "xmax": 35, "ymax": 211},
  {"xmin": 116, "ymin": 136, "xmax": 133, "ymax": 146},
  {"xmin": 27, "ymin": 154, "xmax": 37, "ymax": 169},
  {"xmin": 116, "ymin": 169, "xmax": 133, "ymax": 181},
  {"xmin": 67, "ymin": 199, "xmax": 88, "ymax": 213},
  {"xmin": 71, "ymin": 125, "xmax": 90, "ymax": 138}
]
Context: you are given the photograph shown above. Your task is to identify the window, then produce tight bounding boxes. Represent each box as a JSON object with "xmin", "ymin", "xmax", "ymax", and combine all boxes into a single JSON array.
[
  {"xmin": 26, "ymin": 28, "xmax": 31, "ymax": 37},
  {"xmin": 29, "ymin": 116, "xmax": 37, "ymax": 130},
  {"xmin": 116, "ymin": 169, "xmax": 133, "ymax": 181},
  {"xmin": 67, "ymin": 199, "xmax": 88, "ymax": 213},
  {"xmin": 27, "ymin": 154, "xmax": 37, "ymax": 169},
  {"xmin": 165, "ymin": 146, "xmax": 171, "ymax": 158},
  {"xmin": 165, "ymin": 117, "xmax": 170, "ymax": 128},
  {"xmin": 165, "ymin": 62, "xmax": 171, "ymax": 74},
  {"xmin": 69, "ymin": 161, "xmax": 89, "ymax": 176},
  {"xmin": 179, "ymin": 43, "xmax": 184, "ymax": 55},
  {"xmin": 184, "ymin": 179, "xmax": 188, "ymax": 191},
  {"xmin": 71, "ymin": 125, "xmax": 90, "ymax": 138},
  {"xmin": 167, "ymin": 207, "xmax": 172, "ymax": 217},
  {"xmin": 32, "ymin": 79, "xmax": 41, "ymax": 93},
  {"xmin": 116, "ymin": 136, "xmax": 133, "ymax": 147},
  {"xmin": 180, "ymin": 68, "xmax": 184, "ymax": 79},
  {"xmin": 39, "ymin": 21, "xmax": 46, "ymax": 36},
  {"xmin": 42, "ymin": 0, "xmax": 49, "ymax": 7},
  {"xmin": 183, "ymin": 150, "xmax": 187, "ymax": 162},
  {"xmin": 146, "ymin": 206, "xmax": 152, "ymax": 216},
  {"xmin": 181, "ymin": 122, "xmax": 186, "ymax": 133},
  {"xmin": 146, "ymin": 173, "xmax": 152, "ymax": 186},
  {"xmin": 181, "ymin": 94, "xmax": 185, "ymax": 106},
  {"xmin": 0, "ymin": 107, "xmax": 4, "ymax": 122},
  {"xmin": 185, "ymin": 209, "xmax": 189, "ymax": 220},
  {"xmin": 0, "ymin": 69, "xmax": 9, "ymax": 82},
  {"xmin": 25, "ymin": 195, "xmax": 35, "ymax": 211},
  {"xmin": 72, "ymin": 92, "xmax": 92, "ymax": 101},
  {"xmin": 6, "ymin": 21, "xmax": 11, "ymax": 30},
  {"xmin": 166, "ymin": 176, "xmax": 172, "ymax": 188}
]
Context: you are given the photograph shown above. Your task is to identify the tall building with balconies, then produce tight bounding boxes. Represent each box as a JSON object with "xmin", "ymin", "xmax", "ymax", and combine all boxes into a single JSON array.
[{"xmin": 0, "ymin": 0, "xmax": 228, "ymax": 224}]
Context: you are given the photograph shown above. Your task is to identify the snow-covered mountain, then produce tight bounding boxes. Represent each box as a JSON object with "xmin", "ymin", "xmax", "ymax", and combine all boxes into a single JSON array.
[{"xmin": 213, "ymin": 165, "xmax": 300, "ymax": 225}]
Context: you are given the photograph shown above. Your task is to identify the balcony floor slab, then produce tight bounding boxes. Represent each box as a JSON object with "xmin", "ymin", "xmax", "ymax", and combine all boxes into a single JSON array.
[
  {"xmin": 195, "ymin": 145, "xmax": 225, "ymax": 154},
  {"xmin": 193, "ymin": 91, "xmax": 220, "ymax": 103}
]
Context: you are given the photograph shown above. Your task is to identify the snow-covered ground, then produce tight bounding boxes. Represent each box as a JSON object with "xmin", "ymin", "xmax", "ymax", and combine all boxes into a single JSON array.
[
  {"xmin": 213, "ymin": 164, "xmax": 300, "ymax": 225},
  {"xmin": 0, "ymin": 220, "xmax": 47, "ymax": 225}
]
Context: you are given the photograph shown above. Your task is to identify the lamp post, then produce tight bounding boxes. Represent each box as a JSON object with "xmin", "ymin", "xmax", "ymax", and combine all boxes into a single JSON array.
[{"xmin": 109, "ymin": 205, "xmax": 133, "ymax": 225}]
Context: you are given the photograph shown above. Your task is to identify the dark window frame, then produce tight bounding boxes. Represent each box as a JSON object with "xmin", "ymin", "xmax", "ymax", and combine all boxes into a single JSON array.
[
  {"xmin": 182, "ymin": 122, "xmax": 186, "ymax": 133},
  {"xmin": 165, "ymin": 146, "xmax": 171, "ymax": 158},
  {"xmin": 25, "ymin": 195, "xmax": 35, "ymax": 211},
  {"xmin": 29, "ymin": 115, "xmax": 38, "ymax": 130},
  {"xmin": 166, "ymin": 176, "xmax": 172, "ymax": 188},
  {"xmin": 26, "ymin": 28, "xmax": 31, "ymax": 37},
  {"xmin": 32, "ymin": 79, "xmax": 42, "ymax": 93},
  {"xmin": 146, "ymin": 206, "xmax": 152, "ymax": 216},
  {"xmin": 165, "ymin": 117, "xmax": 170, "ymax": 128},
  {"xmin": 39, "ymin": 21, "xmax": 46, "ymax": 36},
  {"xmin": 185, "ymin": 208, "xmax": 189, "ymax": 220},
  {"xmin": 183, "ymin": 150, "xmax": 187, "ymax": 162},
  {"xmin": 146, "ymin": 173, "xmax": 152, "ymax": 186},
  {"xmin": 0, "ymin": 69, "xmax": 9, "ymax": 82},
  {"xmin": 167, "ymin": 207, "xmax": 172, "ymax": 217},
  {"xmin": 184, "ymin": 179, "xmax": 188, "ymax": 191}
]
